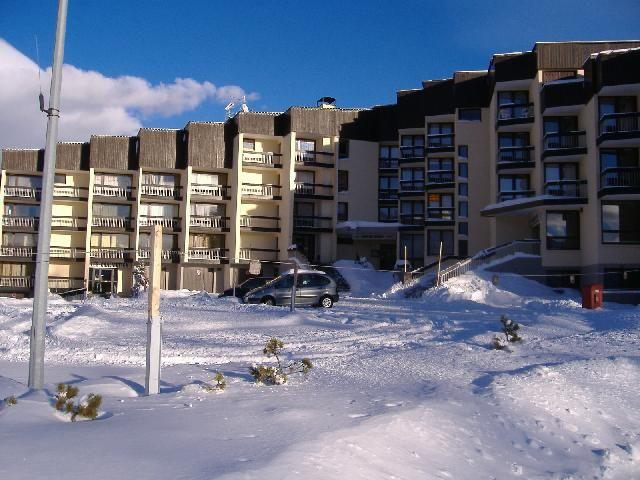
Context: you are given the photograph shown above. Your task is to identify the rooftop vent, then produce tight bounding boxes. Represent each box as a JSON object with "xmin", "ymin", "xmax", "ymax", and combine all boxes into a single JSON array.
[{"xmin": 317, "ymin": 96, "xmax": 336, "ymax": 108}]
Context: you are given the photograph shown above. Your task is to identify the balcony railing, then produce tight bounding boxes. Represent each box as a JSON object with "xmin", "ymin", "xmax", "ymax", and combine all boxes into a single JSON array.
[
  {"xmin": 53, "ymin": 186, "xmax": 88, "ymax": 198},
  {"xmin": 139, "ymin": 216, "xmax": 180, "ymax": 228},
  {"xmin": 379, "ymin": 158, "xmax": 399, "ymax": 169},
  {"xmin": 599, "ymin": 112, "xmax": 640, "ymax": 136},
  {"xmin": 3, "ymin": 186, "xmax": 41, "ymax": 199},
  {"xmin": 93, "ymin": 185, "xmax": 134, "ymax": 199},
  {"xmin": 497, "ymin": 190, "xmax": 535, "ymax": 202},
  {"xmin": 0, "ymin": 247, "xmax": 36, "ymax": 257},
  {"xmin": 141, "ymin": 184, "xmax": 181, "ymax": 199},
  {"xmin": 543, "ymin": 131, "xmax": 587, "ymax": 151},
  {"xmin": 544, "ymin": 180, "xmax": 587, "ymax": 198},
  {"xmin": 293, "ymin": 216, "xmax": 332, "ymax": 230},
  {"xmin": 426, "ymin": 171, "xmax": 455, "ymax": 185},
  {"xmin": 190, "ymin": 216, "xmax": 228, "ymax": 229},
  {"xmin": 399, "ymin": 180, "xmax": 425, "ymax": 192},
  {"xmin": 295, "ymin": 150, "xmax": 334, "ymax": 166},
  {"xmin": 497, "ymin": 146, "xmax": 534, "ymax": 163},
  {"xmin": 600, "ymin": 167, "xmax": 640, "ymax": 189},
  {"xmin": 92, "ymin": 216, "xmax": 132, "ymax": 229},
  {"xmin": 2, "ymin": 216, "xmax": 38, "ymax": 228},
  {"xmin": 90, "ymin": 248, "xmax": 130, "ymax": 259},
  {"xmin": 497, "ymin": 103, "xmax": 534, "ymax": 121},
  {"xmin": 190, "ymin": 184, "xmax": 230, "ymax": 198},
  {"xmin": 378, "ymin": 188, "xmax": 399, "ymax": 200},
  {"xmin": 241, "ymin": 183, "xmax": 282, "ymax": 198},
  {"xmin": 426, "ymin": 208, "xmax": 455, "ymax": 220},
  {"xmin": 240, "ymin": 215, "xmax": 280, "ymax": 230},
  {"xmin": 0, "ymin": 276, "xmax": 33, "ymax": 288},
  {"xmin": 399, "ymin": 214, "xmax": 425, "ymax": 226},
  {"xmin": 48, "ymin": 278, "xmax": 85, "ymax": 290},
  {"xmin": 243, "ymin": 151, "xmax": 283, "ymax": 167},
  {"xmin": 188, "ymin": 248, "xmax": 227, "ymax": 262},
  {"xmin": 51, "ymin": 216, "xmax": 87, "ymax": 229},
  {"xmin": 427, "ymin": 134, "xmax": 455, "ymax": 149},
  {"xmin": 399, "ymin": 146, "xmax": 425, "ymax": 160},
  {"xmin": 378, "ymin": 214, "xmax": 398, "ymax": 222},
  {"xmin": 238, "ymin": 247, "xmax": 279, "ymax": 262},
  {"xmin": 138, "ymin": 249, "xmax": 178, "ymax": 260},
  {"xmin": 293, "ymin": 182, "xmax": 332, "ymax": 197},
  {"xmin": 50, "ymin": 247, "xmax": 85, "ymax": 258}
]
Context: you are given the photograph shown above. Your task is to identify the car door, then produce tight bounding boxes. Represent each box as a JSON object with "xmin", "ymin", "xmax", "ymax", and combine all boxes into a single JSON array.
[
  {"xmin": 296, "ymin": 273, "xmax": 319, "ymax": 306},
  {"xmin": 273, "ymin": 275, "xmax": 294, "ymax": 305}
]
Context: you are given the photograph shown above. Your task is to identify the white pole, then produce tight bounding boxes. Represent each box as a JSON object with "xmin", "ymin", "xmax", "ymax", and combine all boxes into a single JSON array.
[
  {"xmin": 28, "ymin": 0, "xmax": 68, "ymax": 390},
  {"xmin": 290, "ymin": 262, "xmax": 298, "ymax": 312},
  {"xmin": 404, "ymin": 245, "xmax": 407, "ymax": 273},
  {"xmin": 436, "ymin": 241, "xmax": 443, "ymax": 286},
  {"xmin": 145, "ymin": 225, "xmax": 162, "ymax": 395}
]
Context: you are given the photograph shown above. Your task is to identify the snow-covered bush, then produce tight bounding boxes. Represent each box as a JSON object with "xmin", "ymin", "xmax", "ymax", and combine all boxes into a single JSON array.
[
  {"xmin": 131, "ymin": 261, "xmax": 149, "ymax": 297},
  {"xmin": 249, "ymin": 338, "xmax": 313, "ymax": 385},
  {"xmin": 203, "ymin": 372, "xmax": 227, "ymax": 392},
  {"xmin": 54, "ymin": 383, "xmax": 102, "ymax": 421},
  {"xmin": 493, "ymin": 315, "xmax": 522, "ymax": 349},
  {"xmin": 3, "ymin": 395, "xmax": 17, "ymax": 406}
]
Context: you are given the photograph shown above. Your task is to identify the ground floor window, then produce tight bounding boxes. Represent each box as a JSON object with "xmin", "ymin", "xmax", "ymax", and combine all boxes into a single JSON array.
[
  {"xmin": 337, "ymin": 202, "xmax": 348, "ymax": 222},
  {"xmin": 546, "ymin": 211, "xmax": 580, "ymax": 250},
  {"xmin": 378, "ymin": 205, "xmax": 398, "ymax": 222},
  {"xmin": 399, "ymin": 233, "xmax": 424, "ymax": 267},
  {"xmin": 427, "ymin": 230, "xmax": 454, "ymax": 256},
  {"xmin": 601, "ymin": 201, "xmax": 640, "ymax": 244}
]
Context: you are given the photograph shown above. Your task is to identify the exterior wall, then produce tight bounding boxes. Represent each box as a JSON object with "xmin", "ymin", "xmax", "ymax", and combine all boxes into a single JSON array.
[{"xmin": 337, "ymin": 140, "xmax": 378, "ymax": 222}]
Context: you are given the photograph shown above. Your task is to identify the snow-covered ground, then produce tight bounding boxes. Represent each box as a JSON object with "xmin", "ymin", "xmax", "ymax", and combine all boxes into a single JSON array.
[{"xmin": 1, "ymin": 270, "xmax": 639, "ymax": 479}]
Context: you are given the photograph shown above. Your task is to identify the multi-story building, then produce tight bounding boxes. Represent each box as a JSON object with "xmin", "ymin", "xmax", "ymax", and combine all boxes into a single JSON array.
[{"xmin": 1, "ymin": 41, "xmax": 638, "ymax": 300}]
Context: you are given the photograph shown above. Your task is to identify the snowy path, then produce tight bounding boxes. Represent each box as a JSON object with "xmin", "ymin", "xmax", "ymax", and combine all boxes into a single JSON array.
[{"xmin": 1, "ymin": 272, "xmax": 639, "ymax": 479}]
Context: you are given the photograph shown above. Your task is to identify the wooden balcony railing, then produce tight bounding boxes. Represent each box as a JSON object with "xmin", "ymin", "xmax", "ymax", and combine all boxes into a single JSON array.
[
  {"xmin": 0, "ymin": 276, "xmax": 33, "ymax": 288},
  {"xmin": 3, "ymin": 186, "xmax": 41, "ymax": 199},
  {"xmin": 92, "ymin": 216, "xmax": 132, "ymax": 228},
  {"xmin": 241, "ymin": 183, "xmax": 282, "ymax": 198},
  {"xmin": 188, "ymin": 248, "xmax": 227, "ymax": 262},
  {"xmin": 140, "ymin": 184, "xmax": 181, "ymax": 198},
  {"xmin": 93, "ymin": 185, "xmax": 134, "ymax": 199},
  {"xmin": 139, "ymin": 216, "xmax": 180, "ymax": 228},
  {"xmin": 189, "ymin": 216, "xmax": 228, "ymax": 229},
  {"xmin": 0, "ymin": 247, "xmax": 36, "ymax": 257},
  {"xmin": 240, "ymin": 215, "xmax": 280, "ymax": 230},
  {"xmin": 242, "ymin": 151, "xmax": 282, "ymax": 167},
  {"xmin": 190, "ymin": 184, "xmax": 230, "ymax": 198},
  {"xmin": 2, "ymin": 216, "xmax": 38, "ymax": 228}
]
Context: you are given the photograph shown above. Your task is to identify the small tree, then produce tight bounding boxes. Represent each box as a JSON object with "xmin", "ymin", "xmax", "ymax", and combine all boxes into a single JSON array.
[
  {"xmin": 54, "ymin": 384, "xmax": 102, "ymax": 421},
  {"xmin": 493, "ymin": 314, "xmax": 522, "ymax": 349},
  {"xmin": 131, "ymin": 261, "xmax": 149, "ymax": 297},
  {"xmin": 3, "ymin": 395, "xmax": 17, "ymax": 406},
  {"xmin": 203, "ymin": 372, "xmax": 227, "ymax": 392},
  {"xmin": 249, "ymin": 338, "xmax": 313, "ymax": 385}
]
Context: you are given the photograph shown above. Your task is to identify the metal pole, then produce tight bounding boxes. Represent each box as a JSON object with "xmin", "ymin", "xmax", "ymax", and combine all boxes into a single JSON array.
[
  {"xmin": 404, "ymin": 246, "xmax": 407, "ymax": 273},
  {"xmin": 436, "ymin": 241, "xmax": 443, "ymax": 287},
  {"xmin": 290, "ymin": 262, "xmax": 298, "ymax": 312},
  {"xmin": 145, "ymin": 225, "xmax": 162, "ymax": 395},
  {"xmin": 28, "ymin": 0, "xmax": 68, "ymax": 390}
]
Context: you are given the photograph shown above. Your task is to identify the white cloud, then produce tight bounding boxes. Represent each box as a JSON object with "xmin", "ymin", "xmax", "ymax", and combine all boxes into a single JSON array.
[{"xmin": 0, "ymin": 38, "xmax": 258, "ymax": 149}]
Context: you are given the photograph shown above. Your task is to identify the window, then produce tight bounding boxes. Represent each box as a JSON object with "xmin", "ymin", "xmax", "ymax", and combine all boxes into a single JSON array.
[
  {"xmin": 458, "ymin": 222, "xmax": 468, "ymax": 235},
  {"xmin": 191, "ymin": 203, "xmax": 225, "ymax": 216},
  {"xmin": 428, "ymin": 158, "xmax": 453, "ymax": 171},
  {"xmin": 242, "ymin": 138, "xmax": 255, "ymax": 151},
  {"xmin": 91, "ymin": 233, "xmax": 129, "ymax": 249},
  {"xmin": 274, "ymin": 275, "xmax": 294, "ymax": 289},
  {"xmin": 546, "ymin": 211, "xmax": 580, "ymax": 250},
  {"xmin": 379, "ymin": 145, "xmax": 400, "ymax": 159},
  {"xmin": 498, "ymin": 133, "xmax": 531, "ymax": 163},
  {"xmin": 400, "ymin": 168, "xmax": 424, "ymax": 189},
  {"xmin": 458, "ymin": 162, "xmax": 468, "ymax": 178},
  {"xmin": 92, "ymin": 203, "xmax": 131, "ymax": 218},
  {"xmin": 337, "ymin": 202, "xmax": 348, "ymax": 222},
  {"xmin": 379, "ymin": 176, "xmax": 399, "ymax": 190},
  {"xmin": 458, "ymin": 145, "xmax": 469, "ymax": 159},
  {"xmin": 427, "ymin": 123, "xmax": 454, "ymax": 147},
  {"xmin": 427, "ymin": 194, "xmax": 454, "ymax": 220},
  {"xmin": 296, "ymin": 139, "xmax": 316, "ymax": 152},
  {"xmin": 378, "ymin": 206, "xmax": 398, "ymax": 222},
  {"xmin": 459, "ymin": 201, "xmax": 468, "ymax": 217},
  {"xmin": 427, "ymin": 230, "xmax": 454, "ymax": 256},
  {"xmin": 498, "ymin": 91, "xmax": 529, "ymax": 106},
  {"xmin": 543, "ymin": 116, "xmax": 578, "ymax": 134},
  {"xmin": 93, "ymin": 174, "xmax": 132, "ymax": 188},
  {"xmin": 601, "ymin": 201, "xmax": 640, "ymax": 244},
  {"xmin": 604, "ymin": 269, "xmax": 640, "ymax": 290},
  {"xmin": 458, "ymin": 239, "xmax": 468, "ymax": 257},
  {"xmin": 140, "ymin": 203, "xmax": 177, "ymax": 218},
  {"xmin": 599, "ymin": 96, "xmax": 637, "ymax": 117},
  {"xmin": 54, "ymin": 174, "xmax": 67, "ymax": 185},
  {"xmin": 458, "ymin": 183, "xmax": 468, "ymax": 197},
  {"xmin": 427, "ymin": 158, "xmax": 454, "ymax": 183},
  {"xmin": 400, "ymin": 135, "xmax": 424, "ymax": 158},
  {"xmin": 142, "ymin": 173, "xmax": 176, "ymax": 186},
  {"xmin": 458, "ymin": 108, "xmax": 481, "ymax": 121},
  {"xmin": 4, "ymin": 203, "xmax": 39, "ymax": 217},
  {"xmin": 338, "ymin": 139, "xmax": 349, "ymax": 159},
  {"xmin": 192, "ymin": 172, "xmax": 221, "ymax": 186},
  {"xmin": 400, "ymin": 233, "xmax": 424, "ymax": 266},
  {"xmin": 499, "ymin": 175, "xmax": 530, "ymax": 200},
  {"xmin": 600, "ymin": 149, "xmax": 639, "ymax": 171},
  {"xmin": 139, "ymin": 233, "xmax": 176, "ymax": 250},
  {"xmin": 5, "ymin": 175, "xmax": 42, "ymax": 188},
  {"xmin": 294, "ymin": 202, "xmax": 314, "ymax": 217},
  {"xmin": 188, "ymin": 234, "xmax": 224, "ymax": 249},
  {"xmin": 2, "ymin": 232, "xmax": 36, "ymax": 247},
  {"xmin": 298, "ymin": 274, "xmax": 330, "ymax": 287},
  {"xmin": 545, "ymin": 163, "xmax": 578, "ymax": 182},
  {"xmin": 497, "ymin": 91, "xmax": 531, "ymax": 120},
  {"xmin": 400, "ymin": 201, "xmax": 424, "ymax": 224},
  {"xmin": 338, "ymin": 170, "xmax": 349, "ymax": 192}
]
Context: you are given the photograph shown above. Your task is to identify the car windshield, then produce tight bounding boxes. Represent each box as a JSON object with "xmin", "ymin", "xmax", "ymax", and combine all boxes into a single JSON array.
[{"xmin": 241, "ymin": 278, "xmax": 264, "ymax": 289}]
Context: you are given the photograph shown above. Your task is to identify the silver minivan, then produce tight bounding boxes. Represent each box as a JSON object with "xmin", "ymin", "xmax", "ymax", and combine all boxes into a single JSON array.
[{"xmin": 243, "ymin": 271, "xmax": 339, "ymax": 308}]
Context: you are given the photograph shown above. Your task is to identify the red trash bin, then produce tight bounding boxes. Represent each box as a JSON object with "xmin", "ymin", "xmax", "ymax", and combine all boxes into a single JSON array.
[{"xmin": 581, "ymin": 284, "xmax": 603, "ymax": 309}]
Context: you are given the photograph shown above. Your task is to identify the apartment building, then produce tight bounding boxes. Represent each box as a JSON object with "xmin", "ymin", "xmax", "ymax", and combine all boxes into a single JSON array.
[{"xmin": 1, "ymin": 41, "xmax": 638, "ymax": 299}]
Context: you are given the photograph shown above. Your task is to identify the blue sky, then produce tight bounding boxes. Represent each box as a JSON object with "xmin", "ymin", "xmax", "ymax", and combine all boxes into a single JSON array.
[{"xmin": 2, "ymin": 0, "xmax": 640, "ymax": 133}]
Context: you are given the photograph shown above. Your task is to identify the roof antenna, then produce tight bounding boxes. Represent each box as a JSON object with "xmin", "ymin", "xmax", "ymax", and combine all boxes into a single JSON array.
[{"xmin": 35, "ymin": 34, "xmax": 47, "ymax": 113}]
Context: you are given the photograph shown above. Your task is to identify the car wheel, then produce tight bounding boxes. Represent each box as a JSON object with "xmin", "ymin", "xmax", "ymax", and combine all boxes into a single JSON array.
[
  {"xmin": 261, "ymin": 296, "xmax": 275, "ymax": 306},
  {"xmin": 320, "ymin": 295, "xmax": 333, "ymax": 308}
]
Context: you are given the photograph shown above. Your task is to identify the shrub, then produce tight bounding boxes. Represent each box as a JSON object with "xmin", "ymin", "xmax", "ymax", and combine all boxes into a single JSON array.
[
  {"xmin": 249, "ymin": 337, "xmax": 313, "ymax": 385},
  {"xmin": 3, "ymin": 395, "xmax": 17, "ymax": 406},
  {"xmin": 204, "ymin": 372, "xmax": 227, "ymax": 392},
  {"xmin": 54, "ymin": 383, "xmax": 102, "ymax": 421},
  {"xmin": 500, "ymin": 315, "xmax": 522, "ymax": 343}
]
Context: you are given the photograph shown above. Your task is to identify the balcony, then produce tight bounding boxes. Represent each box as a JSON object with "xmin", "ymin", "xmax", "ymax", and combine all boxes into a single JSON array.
[
  {"xmin": 0, "ymin": 276, "xmax": 33, "ymax": 288},
  {"xmin": 598, "ymin": 112, "xmax": 640, "ymax": 145},
  {"xmin": 399, "ymin": 180, "xmax": 425, "ymax": 196},
  {"xmin": 190, "ymin": 184, "xmax": 231, "ymax": 199},
  {"xmin": 48, "ymin": 278, "xmax": 85, "ymax": 290},
  {"xmin": 89, "ymin": 248, "xmax": 131, "ymax": 261},
  {"xmin": 51, "ymin": 216, "xmax": 87, "ymax": 230},
  {"xmin": 497, "ymin": 146, "xmax": 535, "ymax": 170},
  {"xmin": 189, "ymin": 216, "xmax": 229, "ymax": 231},
  {"xmin": 399, "ymin": 146, "xmax": 425, "ymax": 163},
  {"xmin": 425, "ymin": 171, "xmax": 455, "ymax": 190},
  {"xmin": 379, "ymin": 158, "xmax": 399, "ymax": 170},
  {"xmin": 378, "ymin": 213, "xmax": 398, "ymax": 223},
  {"xmin": 242, "ymin": 151, "xmax": 282, "ymax": 168},
  {"xmin": 293, "ymin": 183, "xmax": 333, "ymax": 200},
  {"xmin": 3, "ymin": 186, "xmax": 41, "ymax": 199},
  {"xmin": 426, "ymin": 134, "xmax": 455, "ymax": 153},
  {"xmin": 50, "ymin": 247, "xmax": 85, "ymax": 259},
  {"xmin": 0, "ymin": 247, "xmax": 36, "ymax": 258},
  {"xmin": 426, "ymin": 208, "xmax": 455, "ymax": 226},
  {"xmin": 293, "ymin": 215, "xmax": 333, "ymax": 232},
  {"xmin": 240, "ymin": 215, "xmax": 280, "ymax": 232},
  {"xmin": 497, "ymin": 190, "xmax": 535, "ymax": 203},
  {"xmin": 399, "ymin": 214, "xmax": 425, "ymax": 226},
  {"xmin": 92, "ymin": 216, "xmax": 133, "ymax": 229},
  {"xmin": 138, "ymin": 249, "xmax": 179, "ymax": 262},
  {"xmin": 93, "ymin": 185, "xmax": 134, "ymax": 200},
  {"xmin": 542, "ymin": 131, "xmax": 587, "ymax": 159},
  {"xmin": 496, "ymin": 103, "xmax": 535, "ymax": 127},
  {"xmin": 241, "ymin": 183, "xmax": 282, "ymax": 200},
  {"xmin": 2, "ymin": 216, "xmax": 38, "ymax": 229},
  {"xmin": 238, "ymin": 247, "xmax": 279, "ymax": 262},
  {"xmin": 53, "ymin": 186, "xmax": 88, "ymax": 199},
  {"xmin": 139, "ymin": 216, "xmax": 181, "ymax": 230},
  {"xmin": 599, "ymin": 167, "xmax": 640, "ymax": 197},
  {"xmin": 295, "ymin": 151, "xmax": 335, "ymax": 168},
  {"xmin": 188, "ymin": 248, "xmax": 228, "ymax": 263},
  {"xmin": 378, "ymin": 188, "xmax": 399, "ymax": 201},
  {"xmin": 140, "ymin": 184, "xmax": 182, "ymax": 200}
]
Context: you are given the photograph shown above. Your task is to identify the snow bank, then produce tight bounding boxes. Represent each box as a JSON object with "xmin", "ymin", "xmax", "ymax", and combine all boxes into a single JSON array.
[{"xmin": 332, "ymin": 260, "xmax": 396, "ymax": 297}]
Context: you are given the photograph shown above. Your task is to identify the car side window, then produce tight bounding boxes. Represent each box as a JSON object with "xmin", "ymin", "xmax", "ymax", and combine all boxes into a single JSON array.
[
  {"xmin": 275, "ymin": 275, "xmax": 294, "ymax": 289},
  {"xmin": 297, "ymin": 274, "xmax": 315, "ymax": 288}
]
